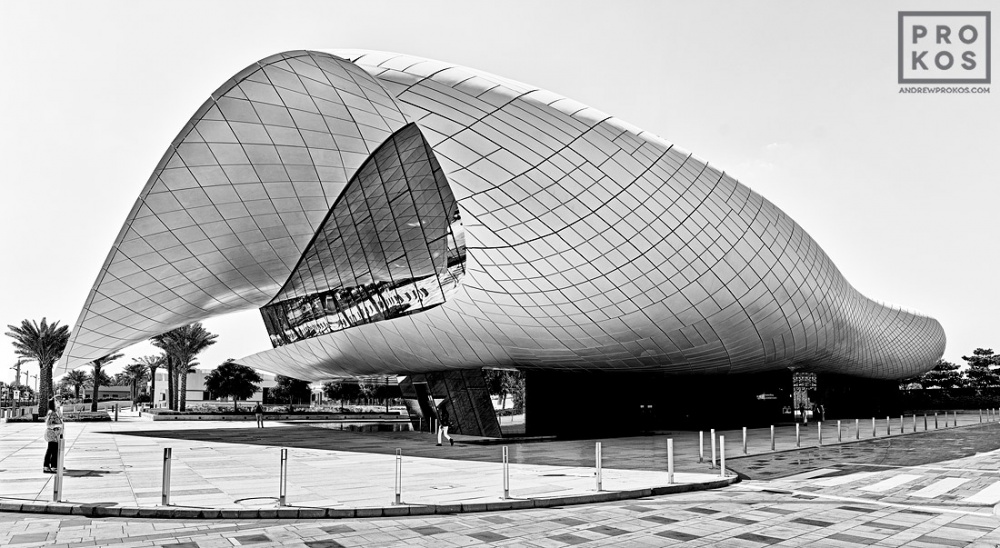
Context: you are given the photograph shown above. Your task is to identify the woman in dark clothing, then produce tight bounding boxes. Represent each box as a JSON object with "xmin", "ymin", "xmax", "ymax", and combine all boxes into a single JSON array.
[{"xmin": 436, "ymin": 401, "xmax": 453, "ymax": 446}]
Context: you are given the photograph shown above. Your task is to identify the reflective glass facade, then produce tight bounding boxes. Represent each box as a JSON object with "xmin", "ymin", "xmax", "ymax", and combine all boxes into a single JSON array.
[{"xmin": 260, "ymin": 124, "xmax": 465, "ymax": 346}]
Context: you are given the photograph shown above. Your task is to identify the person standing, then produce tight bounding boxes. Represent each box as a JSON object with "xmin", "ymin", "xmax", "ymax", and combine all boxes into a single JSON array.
[
  {"xmin": 436, "ymin": 401, "xmax": 453, "ymax": 446},
  {"xmin": 43, "ymin": 400, "xmax": 63, "ymax": 473},
  {"xmin": 253, "ymin": 402, "xmax": 264, "ymax": 428}
]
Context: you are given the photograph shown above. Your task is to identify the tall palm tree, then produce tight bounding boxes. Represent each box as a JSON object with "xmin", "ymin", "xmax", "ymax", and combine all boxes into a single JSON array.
[
  {"xmin": 62, "ymin": 370, "xmax": 89, "ymax": 400},
  {"xmin": 5, "ymin": 318, "xmax": 70, "ymax": 417},
  {"xmin": 121, "ymin": 361, "xmax": 150, "ymax": 404},
  {"xmin": 89, "ymin": 353, "xmax": 123, "ymax": 412},
  {"xmin": 151, "ymin": 324, "xmax": 217, "ymax": 411},
  {"xmin": 133, "ymin": 354, "xmax": 164, "ymax": 405}
]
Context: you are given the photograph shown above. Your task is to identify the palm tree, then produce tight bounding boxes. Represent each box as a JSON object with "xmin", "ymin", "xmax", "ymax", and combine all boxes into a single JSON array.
[
  {"xmin": 133, "ymin": 354, "xmax": 164, "ymax": 406},
  {"xmin": 151, "ymin": 324, "xmax": 218, "ymax": 411},
  {"xmin": 5, "ymin": 318, "xmax": 70, "ymax": 417},
  {"xmin": 62, "ymin": 370, "xmax": 89, "ymax": 400},
  {"xmin": 89, "ymin": 353, "xmax": 123, "ymax": 412},
  {"xmin": 120, "ymin": 361, "xmax": 150, "ymax": 406}
]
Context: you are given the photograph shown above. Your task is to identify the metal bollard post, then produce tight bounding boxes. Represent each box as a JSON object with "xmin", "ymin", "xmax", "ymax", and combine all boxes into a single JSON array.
[
  {"xmin": 913, "ymin": 414, "xmax": 917, "ymax": 433},
  {"xmin": 53, "ymin": 432, "xmax": 64, "ymax": 502},
  {"xmin": 667, "ymin": 439, "xmax": 674, "ymax": 484},
  {"xmin": 161, "ymin": 448, "xmax": 172, "ymax": 506},
  {"xmin": 838, "ymin": 420, "xmax": 842, "ymax": 442},
  {"xmin": 710, "ymin": 429, "xmax": 716, "ymax": 468},
  {"xmin": 742, "ymin": 427, "xmax": 747, "ymax": 455},
  {"xmin": 899, "ymin": 415, "xmax": 904, "ymax": 434},
  {"xmin": 595, "ymin": 442, "xmax": 602, "ymax": 492},
  {"xmin": 770, "ymin": 425, "xmax": 775, "ymax": 451},
  {"xmin": 818, "ymin": 422, "xmax": 822, "ymax": 445},
  {"xmin": 855, "ymin": 418, "xmax": 860, "ymax": 440},
  {"xmin": 719, "ymin": 436, "xmax": 726, "ymax": 478},
  {"xmin": 395, "ymin": 448, "xmax": 402, "ymax": 505},
  {"xmin": 886, "ymin": 416, "xmax": 891, "ymax": 436},
  {"xmin": 872, "ymin": 417, "xmax": 876, "ymax": 437},
  {"xmin": 795, "ymin": 423, "xmax": 800, "ymax": 447},
  {"xmin": 980, "ymin": 409, "xmax": 983, "ymax": 423},
  {"xmin": 934, "ymin": 412, "xmax": 938, "ymax": 429},
  {"xmin": 279, "ymin": 448, "xmax": 288, "ymax": 506},
  {"xmin": 699, "ymin": 431, "xmax": 704, "ymax": 463},
  {"xmin": 114, "ymin": 405, "xmax": 118, "ymax": 422},
  {"xmin": 924, "ymin": 413, "xmax": 928, "ymax": 430},
  {"xmin": 502, "ymin": 446, "xmax": 509, "ymax": 499}
]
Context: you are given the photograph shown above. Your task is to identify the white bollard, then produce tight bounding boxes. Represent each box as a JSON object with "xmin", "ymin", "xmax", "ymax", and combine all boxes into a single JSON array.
[
  {"xmin": 855, "ymin": 418, "xmax": 860, "ymax": 440},
  {"xmin": 795, "ymin": 423, "xmax": 800, "ymax": 447},
  {"xmin": 394, "ymin": 448, "xmax": 402, "ymax": 505},
  {"xmin": 710, "ymin": 429, "xmax": 717, "ymax": 468},
  {"xmin": 595, "ymin": 442, "xmax": 602, "ymax": 491},
  {"xmin": 924, "ymin": 413, "xmax": 928, "ymax": 430},
  {"xmin": 837, "ymin": 420, "xmax": 842, "ymax": 442},
  {"xmin": 934, "ymin": 412, "xmax": 938, "ymax": 429},
  {"xmin": 502, "ymin": 446, "xmax": 509, "ymax": 499},
  {"xmin": 742, "ymin": 427, "xmax": 747, "ymax": 455},
  {"xmin": 719, "ymin": 436, "xmax": 726, "ymax": 478},
  {"xmin": 770, "ymin": 425, "xmax": 775, "ymax": 451},
  {"xmin": 872, "ymin": 417, "xmax": 876, "ymax": 437},
  {"xmin": 899, "ymin": 415, "xmax": 904, "ymax": 434},
  {"xmin": 913, "ymin": 414, "xmax": 917, "ymax": 433},
  {"xmin": 699, "ymin": 430, "xmax": 704, "ymax": 463},
  {"xmin": 53, "ymin": 432, "xmax": 65, "ymax": 502},
  {"xmin": 818, "ymin": 421, "xmax": 822, "ymax": 445},
  {"xmin": 279, "ymin": 448, "xmax": 288, "ymax": 506},
  {"xmin": 667, "ymin": 439, "xmax": 674, "ymax": 484},
  {"xmin": 161, "ymin": 447, "xmax": 172, "ymax": 506}
]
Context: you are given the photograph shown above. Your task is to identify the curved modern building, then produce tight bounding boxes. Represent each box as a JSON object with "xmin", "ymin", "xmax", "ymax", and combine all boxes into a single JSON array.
[{"xmin": 60, "ymin": 50, "xmax": 945, "ymax": 431}]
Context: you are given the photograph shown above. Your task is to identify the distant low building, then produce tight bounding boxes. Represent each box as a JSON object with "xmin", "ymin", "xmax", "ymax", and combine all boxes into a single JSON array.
[
  {"xmin": 81, "ymin": 385, "xmax": 131, "ymax": 401},
  {"xmin": 149, "ymin": 369, "xmax": 278, "ymax": 407}
]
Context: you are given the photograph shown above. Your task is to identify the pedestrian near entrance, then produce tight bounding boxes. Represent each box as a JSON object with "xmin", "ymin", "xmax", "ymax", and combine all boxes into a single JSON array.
[
  {"xmin": 43, "ymin": 400, "xmax": 63, "ymax": 473},
  {"xmin": 436, "ymin": 401, "xmax": 453, "ymax": 446},
  {"xmin": 799, "ymin": 403, "xmax": 807, "ymax": 425},
  {"xmin": 253, "ymin": 402, "xmax": 264, "ymax": 428}
]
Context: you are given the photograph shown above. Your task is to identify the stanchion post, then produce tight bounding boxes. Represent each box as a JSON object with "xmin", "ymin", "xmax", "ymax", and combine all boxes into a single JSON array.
[
  {"xmin": 502, "ymin": 446, "xmax": 509, "ymax": 499},
  {"xmin": 871, "ymin": 417, "xmax": 876, "ymax": 437},
  {"xmin": 913, "ymin": 414, "xmax": 917, "ymax": 433},
  {"xmin": 818, "ymin": 421, "xmax": 822, "ymax": 445},
  {"xmin": 838, "ymin": 420, "xmax": 842, "ymax": 442},
  {"xmin": 161, "ymin": 448, "xmax": 172, "ymax": 506},
  {"xmin": 53, "ymin": 432, "xmax": 64, "ymax": 502},
  {"xmin": 394, "ymin": 448, "xmax": 402, "ymax": 505},
  {"xmin": 770, "ymin": 425, "xmax": 775, "ymax": 451},
  {"xmin": 279, "ymin": 448, "xmax": 288, "ymax": 506},
  {"xmin": 855, "ymin": 418, "xmax": 860, "ymax": 440},
  {"xmin": 595, "ymin": 442, "xmax": 602, "ymax": 492},
  {"xmin": 924, "ymin": 413, "xmax": 928, "ymax": 430},
  {"xmin": 114, "ymin": 405, "xmax": 118, "ymax": 422},
  {"xmin": 699, "ymin": 431, "xmax": 704, "ymax": 463},
  {"xmin": 980, "ymin": 409, "xmax": 983, "ymax": 423},
  {"xmin": 886, "ymin": 416, "xmax": 891, "ymax": 435},
  {"xmin": 742, "ymin": 427, "xmax": 747, "ymax": 455},
  {"xmin": 899, "ymin": 415, "xmax": 904, "ymax": 434},
  {"xmin": 719, "ymin": 435, "xmax": 726, "ymax": 478},
  {"xmin": 934, "ymin": 412, "xmax": 938, "ymax": 429},
  {"xmin": 795, "ymin": 423, "xmax": 800, "ymax": 447},
  {"xmin": 710, "ymin": 429, "xmax": 716, "ymax": 468},
  {"xmin": 667, "ymin": 439, "xmax": 674, "ymax": 484}
]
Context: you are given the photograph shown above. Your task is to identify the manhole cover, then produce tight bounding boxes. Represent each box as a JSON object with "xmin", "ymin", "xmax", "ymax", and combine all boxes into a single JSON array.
[{"xmin": 234, "ymin": 496, "xmax": 279, "ymax": 506}]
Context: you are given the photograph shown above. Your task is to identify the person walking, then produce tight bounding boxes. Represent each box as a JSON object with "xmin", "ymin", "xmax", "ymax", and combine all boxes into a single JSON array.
[
  {"xmin": 436, "ymin": 401, "xmax": 453, "ymax": 446},
  {"xmin": 43, "ymin": 400, "xmax": 63, "ymax": 473},
  {"xmin": 253, "ymin": 402, "xmax": 264, "ymax": 428}
]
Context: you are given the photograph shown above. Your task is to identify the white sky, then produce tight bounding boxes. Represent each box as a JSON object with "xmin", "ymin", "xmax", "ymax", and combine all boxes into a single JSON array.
[{"xmin": 1, "ymin": 1, "xmax": 997, "ymax": 383}]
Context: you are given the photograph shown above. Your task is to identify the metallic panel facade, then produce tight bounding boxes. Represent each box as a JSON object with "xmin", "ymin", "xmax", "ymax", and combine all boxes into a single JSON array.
[{"xmin": 62, "ymin": 50, "xmax": 945, "ymax": 382}]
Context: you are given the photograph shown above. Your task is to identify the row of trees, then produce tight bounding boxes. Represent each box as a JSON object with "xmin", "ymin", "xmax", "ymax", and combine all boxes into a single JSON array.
[
  {"xmin": 903, "ymin": 349, "xmax": 1000, "ymax": 390},
  {"xmin": 5, "ymin": 318, "xmax": 221, "ymax": 416}
]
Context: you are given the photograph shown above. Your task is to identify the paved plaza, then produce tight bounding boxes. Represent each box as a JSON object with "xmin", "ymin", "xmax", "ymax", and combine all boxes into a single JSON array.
[{"xmin": 4, "ymin": 411, "xmax": 1000, "ymax": 546}]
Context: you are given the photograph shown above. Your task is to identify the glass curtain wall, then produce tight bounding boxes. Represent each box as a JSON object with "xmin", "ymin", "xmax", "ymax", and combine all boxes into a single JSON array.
[{"xmin": 261, "ymin": 124, "xmax": 465, "ymax": 347}]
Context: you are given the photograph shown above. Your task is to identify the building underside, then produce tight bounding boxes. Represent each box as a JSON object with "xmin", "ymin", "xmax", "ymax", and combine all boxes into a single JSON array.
[{"xmin": 59, "ymin": 50, "xmax": 945, "ymax": 436}]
